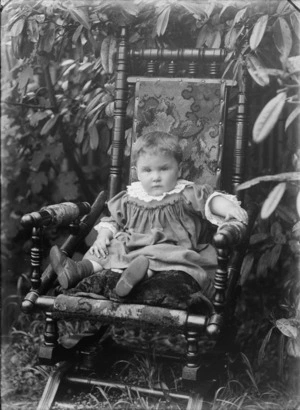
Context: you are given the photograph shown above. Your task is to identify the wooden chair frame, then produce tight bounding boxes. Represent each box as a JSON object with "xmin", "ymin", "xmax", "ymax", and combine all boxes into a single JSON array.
[{"xmin": 21, "ymin": 26, "xmax": 252, "ymax": 410}]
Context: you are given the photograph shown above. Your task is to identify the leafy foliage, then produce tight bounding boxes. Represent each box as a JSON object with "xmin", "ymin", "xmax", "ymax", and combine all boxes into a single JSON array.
[{"xmin": 1, "ymin": 0, "xmax": 300, "ymax": 383}]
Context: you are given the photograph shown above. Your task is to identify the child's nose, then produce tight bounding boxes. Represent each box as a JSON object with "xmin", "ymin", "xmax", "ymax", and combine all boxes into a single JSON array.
[{"xmin": 152, "ymin": 171, "xmax": 161, "ymax": 181}]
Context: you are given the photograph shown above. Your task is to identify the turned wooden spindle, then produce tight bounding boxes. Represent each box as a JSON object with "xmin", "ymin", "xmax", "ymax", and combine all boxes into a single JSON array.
[
  {"xmin": 207, "ymin": 60, "xmax": 220, "ymax": 78},
  {"xmin": 44, "ymin": 312, "xmax": 59, "ymax": 347},
  {"xmin": 168, "ymin": 60, "xmax": 176, "ymax": 77},
  {"xmin": 147, "ymin": 60, "xmax": 156, "ymax": 76},
  {"xmin": 186, "ymin": 329, "xmax": 199, "ymax": 368},
  {"xmin": 213, "ymin": 247, "xmax": 230, "ymax": 311},
  {"xmin": 188, "ymin": 61, "xmax": 197, "ymax": 77},
  {"xmin": 108, "ymin": 26, "xmax": 129, "ymax": 199},
  {"xmin": 30, "ymin": 227, "xmax": 42, "ymax": 291},
  {"xmin": 232, "ymin": 65, "xmax": 250, "ymax": 195}
]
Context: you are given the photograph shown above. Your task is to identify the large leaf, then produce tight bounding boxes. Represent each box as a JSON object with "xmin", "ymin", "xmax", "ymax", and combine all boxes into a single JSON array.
[
  {"xmin": 269, "ymin": 244, "xmax": 283, "ymax": 269},
  {"xmin": 287, "ymin": 337, "xmax": 300, "ymax": 358},
  {"xmin": 179, "ymin": 1, "xmax": 207, "ymax": 20},
  {"xmin": 72, "ymin": 24, "xmax": 83, "ymax": 44},
  {"xmin": 250, "ymin": 15, "xmax": 268, "ymax": 50},
  {"xmin": 101, "ymin": 36, "xmax": 116, "ymax": 73},
  {"xmin": 86, "ymin": 91, "xmax": 105, "ymax": 113},
  {"xmin": 276, "ymin": 318, "xmax": 298, "ymax": 339},
  {"xmin": 205, "ymin": 1, "xmax": 216, "ymax": 18},
  {"xmin": 18, "ymin": 66, "xmax": 34, "ymax": 93},
  {"xmin": 260, "ymin": 182, "xmax": 286, "ymax": 220},
  {"xmin": 276, "ymin": 1, "xmax": 291, "ymax": 14},
  {"xmin": 10, "ymin": 18, "xmax": 25, "ymax": 37},
  {"xmin": 40, "ymin": 114, "xmax": 60, "ymax": 136},
  {"xmin": 27, "ymin": 18, "xmax": 39, "ymax": 43},
  {"xmin": 290, "ymin": 12, "xmax": 300, "ymax": 40},
  {"xmin": 273, "ymin": 17, "xmax": 292, "ymax": 59},
  {"xmin": 219, "ymin": 3, "xmax": 237, "ymax": 22},
  {"xmin": 196, "ymin": 24, "xmax": 210, "ymax": 47},
  {"xmin": 240, "ymin": 253, "xmax": 254, "ymax": 285},
  {"xmin": 88, "ymin": 125, "xmax": 99, "ymax": 150},
  {"xmin": 232, "ymin": 7, "xmax": 247, "ymax": 26},
  {"xmin": 39, "ymin": 22, "xmax": 56, "ymax": 53},
  {"xmin": 224, "ymin": 27, "xmax": 237, "ymax": 50},
  {"xmin": 69, "ymin": 8, "xmax": 90, "ymax": 30},
  {"xmin": 206, "ymin": 30, "xmax": 221, "ymax": 48},
  {"xmin": 258, "ymin": 326, "xmax": 275, "ymax": 365},
  {"xmin": 249, "ymin": 233, "xmax": 269, "ymax": 245},
  {"xmin": 246, "ymin": 54, "xmax": 269, "ymax": 86},
  {"xmin": 75, "ymin": 124, "xmax": 85, "ymax": 144},
  {"xmin": 285, "ymin": 105, "xmax": 300, "ymax": 131},
  {"xmin": 156, "ymin": 5, "xmax": 171, "ymax": 36},
  {"xmin": 286, "ymin": 55, "xmax": 300, "ymax": 75},
  {"xmin": 29, "ymin": 111, "xmax": 50, "ymax": 127},
  {"xmin": 237, "ymin": 172, "xmax": 300, "ymax": 190},
  {"xmin": 257, "ymin": 250, "xmax": 271, "ymax": 277},
  {"xmin": 253, "ymin": 91, "xmax": 287, "ymax": 143}
]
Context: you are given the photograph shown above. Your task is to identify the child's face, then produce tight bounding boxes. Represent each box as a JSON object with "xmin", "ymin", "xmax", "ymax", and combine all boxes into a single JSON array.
[{"xmin": 136, "ymin": 151, "xmax": 181, "ymax": 196}]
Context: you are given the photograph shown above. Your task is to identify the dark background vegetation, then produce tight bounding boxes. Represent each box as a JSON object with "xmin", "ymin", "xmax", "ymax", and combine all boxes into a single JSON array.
[{"xmin": 1, "ymin": 0, "xmax": 300, "ymax": 408}]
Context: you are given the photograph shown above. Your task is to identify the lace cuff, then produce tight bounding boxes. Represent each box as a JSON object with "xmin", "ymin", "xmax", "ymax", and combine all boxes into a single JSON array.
[
  {"xmin": 94, "ymin": 221, "xmax": 119, "ymax": 237},
  {"xmin": 204, "ymin": 192, "xmax": 247, "ymax": 226}
]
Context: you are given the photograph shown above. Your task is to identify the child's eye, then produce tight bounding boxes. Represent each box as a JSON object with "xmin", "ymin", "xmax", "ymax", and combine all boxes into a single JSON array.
[
  {"xmin": 161, "ymin": 166, "xmax": 169, "ymax": 171},
  {"xmin": 143, "ymin": 167, "xmax": 151, "ymax": 172}
]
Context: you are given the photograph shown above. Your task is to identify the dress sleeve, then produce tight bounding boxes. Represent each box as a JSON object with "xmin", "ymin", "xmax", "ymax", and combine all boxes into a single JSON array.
[
  {"xmin": 183, "ymin": 184, "xmax": 248, "ymax": 226},
  {"xmin": 204, "ymin": 191, "xmax": 248, "ymax": 226},
  {"xmin": 182, "ymin": 183, "xmax": 214, "ymax": 215},
  {"xmin": 93, "ymin": 190, "xmax": 128, "ymax": 235}
]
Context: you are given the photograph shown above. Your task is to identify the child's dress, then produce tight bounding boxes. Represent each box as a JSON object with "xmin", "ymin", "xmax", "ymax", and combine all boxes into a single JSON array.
[{"xmin": 84, "ymin": 179, "xmax": 245, "ymax": 289}]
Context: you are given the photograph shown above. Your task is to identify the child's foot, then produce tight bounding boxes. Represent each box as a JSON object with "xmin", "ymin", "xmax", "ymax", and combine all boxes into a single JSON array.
[
  {"xmin": 49, "ymin": 246, "xmax": 93, "ymax": 289},
  {"xmin": 115, "ymin": 256, "xmax": 149, "ymax": 297}
]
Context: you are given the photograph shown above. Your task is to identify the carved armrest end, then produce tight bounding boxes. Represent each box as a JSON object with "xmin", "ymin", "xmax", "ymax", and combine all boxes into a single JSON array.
[{"xmin": 213, "ymin": 220, "xmax": 248, "ymax": 249}]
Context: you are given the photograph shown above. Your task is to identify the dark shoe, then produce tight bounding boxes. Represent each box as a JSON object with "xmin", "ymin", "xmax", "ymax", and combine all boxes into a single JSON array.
[
  {"xmin": 115, "ymin": 256, "xmax": 149, "ymax": 297},
  {"xmin": 49, "ymin": 245, "xmax": 81, "ymax": 289}
]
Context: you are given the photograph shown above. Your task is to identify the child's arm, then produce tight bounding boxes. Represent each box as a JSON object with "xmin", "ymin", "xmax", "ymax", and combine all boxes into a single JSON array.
[
  {"xmin": 209, "ymin": 194, "xmax": 248, "ymax": 223},
  {"xmin": 90, "ymin": 228, "xmax": 114, "ymax": 258}
]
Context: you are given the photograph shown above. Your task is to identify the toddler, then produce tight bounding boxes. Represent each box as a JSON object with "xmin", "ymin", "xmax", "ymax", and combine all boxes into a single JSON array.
[{"xmin": 50, "ymin": 131, "xmax": 248, "ymax": 297}]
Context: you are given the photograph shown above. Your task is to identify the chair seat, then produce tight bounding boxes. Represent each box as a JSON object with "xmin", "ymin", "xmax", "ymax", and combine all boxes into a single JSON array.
[{"xmin": 58, "ymin": 269, "xmax": 214, "ymax": 313}]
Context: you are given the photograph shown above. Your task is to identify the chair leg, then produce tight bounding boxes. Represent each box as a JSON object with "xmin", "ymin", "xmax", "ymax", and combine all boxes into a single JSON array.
[
  {"xmin": 182, "ymin": 326, "xmax": 201, "ymax": 382},
  {"xmin": 39, "ymin": 312, "xmax": 67, "ymax": 365}
]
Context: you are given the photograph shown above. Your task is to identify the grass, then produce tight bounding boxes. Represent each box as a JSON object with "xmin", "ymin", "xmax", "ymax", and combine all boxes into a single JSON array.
[{"xmin": 1, "ymin": 270, "xmax": 300, "ymax": 410}]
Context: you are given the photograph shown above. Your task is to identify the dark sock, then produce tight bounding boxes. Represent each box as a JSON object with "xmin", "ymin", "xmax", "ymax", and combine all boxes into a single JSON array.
[
  {"xmin": 61, "ymin": 259, "xmax": 94, "ymax": 289},
  {"xmin": 78, "ymin": 259, "xmax": 94, "ymax": 277}
]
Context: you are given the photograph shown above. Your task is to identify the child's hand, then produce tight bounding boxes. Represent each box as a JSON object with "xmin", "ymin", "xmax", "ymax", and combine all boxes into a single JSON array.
[
  {"xmin": 224, "ymin": 204, "xmax": 248, "ymax": 223},
  {"xmin": 90, "ymin": 228, "xmax": 113, "ymax": 258}
]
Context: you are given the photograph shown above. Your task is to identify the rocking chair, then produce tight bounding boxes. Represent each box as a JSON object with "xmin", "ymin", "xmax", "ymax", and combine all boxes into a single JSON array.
[{"xmin": 21, "ymin": 26, "xmax": 252, "ymax": 410}]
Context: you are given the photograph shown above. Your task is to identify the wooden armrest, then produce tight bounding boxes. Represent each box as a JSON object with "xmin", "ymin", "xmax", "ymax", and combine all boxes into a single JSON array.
[
  {"xmin": 22, "ymin": 191, "xmax": 107, "ymax": 313},
  {"xmin": 213, "ymin": 220, "xmax": 248, "ymax": 249},
  {"xmin": 21, "ymin": 202, "xmax": 91, "ymax": 229}
]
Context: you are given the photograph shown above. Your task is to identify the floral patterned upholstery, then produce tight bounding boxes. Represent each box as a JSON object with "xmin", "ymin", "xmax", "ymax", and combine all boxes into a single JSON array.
[{"xmin": 131, "ymin": 80, "xmax": 224, "ymax": 189}]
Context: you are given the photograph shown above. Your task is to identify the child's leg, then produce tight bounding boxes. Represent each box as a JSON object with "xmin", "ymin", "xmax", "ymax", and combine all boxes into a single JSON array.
[
  {"xmin": 115, "ymin": 255, "xmax": 149, "ymax": 297},
  {"xmin": 50, "ymin": 245, "xmax": 102, "ymax": 289}
]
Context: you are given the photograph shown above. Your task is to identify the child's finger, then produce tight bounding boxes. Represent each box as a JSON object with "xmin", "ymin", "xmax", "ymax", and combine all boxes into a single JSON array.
[{"xmin": 98, "ymin": 246, "xmax": 107, "ymax": 258}]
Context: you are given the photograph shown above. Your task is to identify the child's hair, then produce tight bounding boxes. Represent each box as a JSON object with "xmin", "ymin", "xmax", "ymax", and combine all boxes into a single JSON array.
[{"xmin": 132, "ymin": 131, "xmax": 183, "ymax": 164}]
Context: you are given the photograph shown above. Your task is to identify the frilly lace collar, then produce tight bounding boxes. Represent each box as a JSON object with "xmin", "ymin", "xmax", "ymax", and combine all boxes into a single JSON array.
[{"xmin": 127, "ymin": 179, "xmax": 193, "ymax": 202}]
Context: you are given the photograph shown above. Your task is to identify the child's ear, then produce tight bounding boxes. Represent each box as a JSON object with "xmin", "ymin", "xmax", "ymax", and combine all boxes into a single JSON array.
[{"xmin": 132, "ymin": 166, "xmax": 139, "ymax": 181}]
